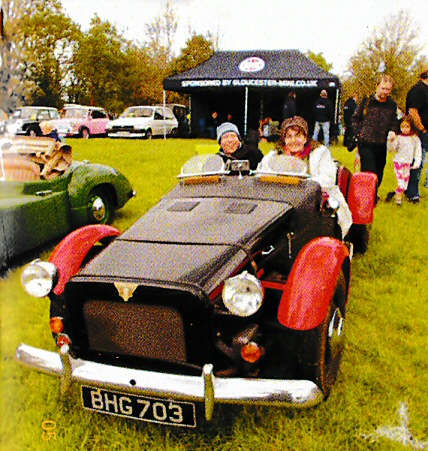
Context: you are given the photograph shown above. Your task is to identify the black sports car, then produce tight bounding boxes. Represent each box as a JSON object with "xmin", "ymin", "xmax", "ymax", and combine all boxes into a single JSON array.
[{"xmin": 16, "ymin": 154, "xmax": 377, "ymax": 428}]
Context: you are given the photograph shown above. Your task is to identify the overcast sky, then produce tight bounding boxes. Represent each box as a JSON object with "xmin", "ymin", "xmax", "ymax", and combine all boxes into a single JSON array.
[{"xmin": 60, "ymin": 0, "xmax": 428, "ymax": 75}]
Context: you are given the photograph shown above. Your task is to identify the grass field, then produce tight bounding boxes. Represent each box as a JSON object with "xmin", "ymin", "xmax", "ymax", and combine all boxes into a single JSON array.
[{"xmin": 1, "ymin": 137, "xmax": 427, "ymax": 450}]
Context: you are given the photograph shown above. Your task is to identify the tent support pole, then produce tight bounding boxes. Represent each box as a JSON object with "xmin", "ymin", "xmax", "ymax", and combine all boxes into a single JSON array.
[
  {"xmin": 163, "ymin": 90, "xmax": 167, "ymax": 139},
  {"xmin": 244, "ymin": 87, "xmax": 248, "ymax": 135},
  {"xmin": 334, "ymin": 87, "xmax": 340, "ymax": 141},
  {"xmin": 189, "ymin": 95, "xmax": 192, "ymax": 136},
  {"xmin": 260, "ymin": 93, "xmax": 264, "ymax": 120}
]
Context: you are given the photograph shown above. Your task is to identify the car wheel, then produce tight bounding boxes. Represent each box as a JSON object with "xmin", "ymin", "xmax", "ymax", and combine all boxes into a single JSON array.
[
  {"xmin": 81, "ymin": 127, "xmax": 90, "ymax": 139},
  {"xmin": 348, "ymin": 224, "xmax": 369, "ymax": 254},
  {"xmin": 298, "ymin": 270, "xmax": 347, "ymax": 399},
  {"xmin": 27, "ymin": 125, "xmax": 41, "ymax": 137},
  {"xmin": 145, "ymin": 129, "xmax": 152, "ymax": 139},
  {"xmin": 87, "ymin": 188, "xmax": 113, "ymax": 224}
]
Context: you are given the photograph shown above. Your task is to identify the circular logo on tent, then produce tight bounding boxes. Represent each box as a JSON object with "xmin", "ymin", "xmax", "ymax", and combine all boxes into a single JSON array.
[{"xmin": 238, "ymin": 57, "xmax": 265, "ymax": 72}]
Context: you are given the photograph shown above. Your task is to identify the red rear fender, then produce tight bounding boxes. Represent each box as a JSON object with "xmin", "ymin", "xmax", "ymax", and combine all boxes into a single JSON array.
[
  {"xmin": 277, "ymin": 237, "xmax": 350, "ymax": 330},
  {"xmin": 49, "ymin": 225, "xmax": 121, "ymax": 295}
]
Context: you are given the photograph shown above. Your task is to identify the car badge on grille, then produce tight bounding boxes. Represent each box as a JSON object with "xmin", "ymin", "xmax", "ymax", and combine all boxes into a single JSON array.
[{"xmin": 114, "ymin": 282, "xmax": 138, "ymax": 302}]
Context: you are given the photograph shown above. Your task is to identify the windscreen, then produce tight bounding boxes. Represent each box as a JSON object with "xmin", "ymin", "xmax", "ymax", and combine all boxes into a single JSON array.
[
  {"xmin": 121, "ymin": 107, "xmax": 153, "ymax": 118},
  {"xmin": 257, "ymin": 154, "xmax": 309, "ymax": 176}
]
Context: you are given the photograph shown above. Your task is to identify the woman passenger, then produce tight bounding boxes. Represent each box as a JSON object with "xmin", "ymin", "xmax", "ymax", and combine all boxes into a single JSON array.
[{"xmin": 259, "ymin": 116, "xmax": 353, "ymax": 238}]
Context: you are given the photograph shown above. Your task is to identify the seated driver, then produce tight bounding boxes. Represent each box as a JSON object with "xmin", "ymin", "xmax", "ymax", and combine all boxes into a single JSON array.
[
  {"xmin": 217, "ymin": 122, "xmax": 263, "ymax": 170},
  {"xmin": 259, "ymin": 116, "xmax": 352, "ymax": 238}
]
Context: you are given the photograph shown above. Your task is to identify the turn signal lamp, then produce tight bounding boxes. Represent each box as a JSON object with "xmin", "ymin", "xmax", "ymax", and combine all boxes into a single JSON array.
[
  {"xmin": 241, "ymin": 342, "xmax": 263, "ymax": 363},
  {"xmin": 49, "ymin": 317, "xmax": 64, "ymax": 334}
]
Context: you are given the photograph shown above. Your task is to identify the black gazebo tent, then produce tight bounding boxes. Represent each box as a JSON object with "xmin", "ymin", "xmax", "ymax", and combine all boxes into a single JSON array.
[{"xmin": 164, "ymin": 50, "xmax": 341, "ymax": 138}]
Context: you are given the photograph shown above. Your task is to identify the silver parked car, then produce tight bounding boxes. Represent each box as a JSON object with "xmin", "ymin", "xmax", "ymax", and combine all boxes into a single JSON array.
[{"xmin": 106, "ymin": 106, "xmax": 178, "ymax": 139}]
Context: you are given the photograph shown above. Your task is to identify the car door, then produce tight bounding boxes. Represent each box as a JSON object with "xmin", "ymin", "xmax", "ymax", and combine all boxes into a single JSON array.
[
  {"xmin": 0, "ymin": 176, "xmax": 71, "ymax": 262},
  {"xmin": 163, "ymin": 108, "xmax": 177, "ymax": 134},
  {"xmin": 153, "ymin": 108, "xmax": 165, "ymax": 136},
  {"xmin": 88, "ymin": 109, "xmax": 109, "ymax": 135}
]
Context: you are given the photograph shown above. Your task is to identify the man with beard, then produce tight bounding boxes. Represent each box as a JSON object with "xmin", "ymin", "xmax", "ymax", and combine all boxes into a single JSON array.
[{"xmin": 351, "ymin": 75, "xmax": 400, "ymax": 195}]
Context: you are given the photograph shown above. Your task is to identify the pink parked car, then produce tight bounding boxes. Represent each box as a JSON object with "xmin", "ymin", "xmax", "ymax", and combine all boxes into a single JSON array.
[{"xmin": 50, "ymin": 105, "xmax": 110, "ymax": 139}]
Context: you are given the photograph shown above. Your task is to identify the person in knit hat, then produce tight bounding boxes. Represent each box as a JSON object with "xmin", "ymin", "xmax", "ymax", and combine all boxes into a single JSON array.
[
  {"xmin": 216, "ymin": 122, "xmax": 263, "ymax": 170},
  {"xmin": 259, "ymin": 116, "xmax": 352, "ymax": 238}
]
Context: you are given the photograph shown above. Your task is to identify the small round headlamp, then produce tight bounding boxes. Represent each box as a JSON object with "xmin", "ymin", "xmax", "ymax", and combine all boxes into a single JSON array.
[
  {"xmin": 222, "ymin": 271, "xmax": 263, "ymax": 317},
  {"xmin": 21, "ymin": 259, "xmax": 58, "ymax": 298}
]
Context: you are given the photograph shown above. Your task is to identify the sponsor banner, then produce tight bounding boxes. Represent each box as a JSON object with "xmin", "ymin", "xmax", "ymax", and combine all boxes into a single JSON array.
[{"xmin": 180, "ymin": 79, "xmax": 325, "ymax": 88}]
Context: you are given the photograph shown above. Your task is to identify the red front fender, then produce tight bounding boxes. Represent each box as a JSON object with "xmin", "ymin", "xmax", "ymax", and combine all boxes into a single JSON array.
[
  {"xmin": 277, "ymin": 237, "xmax": 350, "ymax": 330},
  {"xmin": 49, "ymin": 225, "xmax": 121, "ymax": 295}
]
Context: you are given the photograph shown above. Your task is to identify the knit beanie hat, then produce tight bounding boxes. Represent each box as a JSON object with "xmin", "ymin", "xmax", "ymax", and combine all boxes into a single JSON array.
[
  {"xmin": 280, "ymin": 116, "xmax": 309, "ymax": 137},
  {"xmin": 217, "ymin": 122, "xmax": 241, "ymax": 143}
]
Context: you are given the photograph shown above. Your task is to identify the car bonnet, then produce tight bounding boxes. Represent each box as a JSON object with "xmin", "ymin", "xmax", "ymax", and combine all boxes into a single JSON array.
[{"xmin": 72, "ymin": 177, "xmax": 319, "ymax": 296}]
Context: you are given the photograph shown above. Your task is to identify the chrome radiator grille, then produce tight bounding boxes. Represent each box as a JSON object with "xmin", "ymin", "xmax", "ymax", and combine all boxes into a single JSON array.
[{"xmin": 83, "ymin": 301, "xmax": 187, "ymax": 363}]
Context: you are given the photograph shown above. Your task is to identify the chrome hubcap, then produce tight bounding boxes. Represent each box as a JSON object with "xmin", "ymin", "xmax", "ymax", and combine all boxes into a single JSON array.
[
  {"xmin": 328, "ymin": 307, "xmax": 345, "ymax": 360},
  {"xmin": 91, "ymin": 196, "xmax": 106, "ymax": 221}
]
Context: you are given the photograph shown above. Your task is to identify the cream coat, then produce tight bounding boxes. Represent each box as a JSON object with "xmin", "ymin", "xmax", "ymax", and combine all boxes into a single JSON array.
[{"xmin": 259, "ymin": 146, "xmax": 353, "ymax": 238}]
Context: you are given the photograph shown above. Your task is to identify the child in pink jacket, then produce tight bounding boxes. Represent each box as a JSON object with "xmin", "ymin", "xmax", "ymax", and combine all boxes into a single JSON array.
[{"xmin": 387, "ymin": 116, "xmax": 422, "ymax": 205}]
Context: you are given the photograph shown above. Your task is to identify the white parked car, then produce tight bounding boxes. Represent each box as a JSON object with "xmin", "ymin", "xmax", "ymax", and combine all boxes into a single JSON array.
[{"xmin": 106, "ymin": 106, "xmax": 178, "ymax": 139}]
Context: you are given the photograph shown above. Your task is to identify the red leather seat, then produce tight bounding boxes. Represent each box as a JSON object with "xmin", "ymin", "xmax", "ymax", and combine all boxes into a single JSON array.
[{"xmin": 337, "ymin": 166, "xmax": 352, "ymax": 200}]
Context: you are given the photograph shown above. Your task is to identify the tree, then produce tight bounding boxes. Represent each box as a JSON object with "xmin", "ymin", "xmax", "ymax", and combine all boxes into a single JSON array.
[
  {"xmin": 166, "ymin": 32, "xmax": 217, "ymax": 104},
  {"xmin": 146, "ymin": 0, "xmax": 177, "ymax": 69},
  {"xmin": 306, "ymin": 50, "xmax": 333, "ymax": 73},
  {"xmin": 342, "ymin": 10, "xmax": 428, "ymax": 109},
  {"xmin": 73, "ymin": 15, "xmax": 143, "ymax": 112},
  {"xmin": 129, "ymin": 46, "xmax": 167, "ymax": 108},
  {"xmin": 1, "ymin": 0, "xmax": 34, "ymax": 112},
  {"xmin": 169, "ymin": 32, "xmax": 216, "ymax": 76},
  {"xmin": 13, "ymin": 0, "xmax": 80, "ymax": 108}
]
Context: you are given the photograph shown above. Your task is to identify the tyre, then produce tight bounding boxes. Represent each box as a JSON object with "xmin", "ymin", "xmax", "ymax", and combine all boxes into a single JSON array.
[
  {"xmin": 26, "ymin": 124, "xmax": 41, "ymax": 137},
  {"xmin": 81, "ymin": 127, "xmax": 90, "ymax": 139},
  {"xmin": 145, "ymin": 128, "xmax": 152, "ymax": 139},
  {"xmin": 297, "ymin": 271, "xmax": 347, "ymax": 398},
  {"xmin": 87, "ymin": 187, "xmax": 113, "ymax": 224},
  {"xmin": 348, "ymin": 224, "xmax": 369, "ymax": 254}
]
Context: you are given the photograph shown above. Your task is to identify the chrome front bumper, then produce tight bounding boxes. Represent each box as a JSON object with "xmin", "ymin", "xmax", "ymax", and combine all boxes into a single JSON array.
[{"xmin": 16, "ymin": 343, "xmax": 324, "ymax": 421}]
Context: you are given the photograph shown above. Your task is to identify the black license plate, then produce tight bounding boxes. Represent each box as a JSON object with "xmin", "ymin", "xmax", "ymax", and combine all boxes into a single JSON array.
[{"xmin": 81, "ymin": 386, "xmax": 196, "ymax": 428}]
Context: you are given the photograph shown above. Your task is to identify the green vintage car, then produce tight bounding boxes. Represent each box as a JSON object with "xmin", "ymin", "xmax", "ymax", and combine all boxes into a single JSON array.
[{"xmin": 0, "ymin": 137, "xmax": 135, "ymax": 268}]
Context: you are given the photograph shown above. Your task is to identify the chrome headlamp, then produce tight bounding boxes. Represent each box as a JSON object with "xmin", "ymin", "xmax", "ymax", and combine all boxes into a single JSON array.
[
  {"xmin": 222, "ymin": 271, "xmax": 264, "ymax": 317},
  {"xmin": 21, "ymin": 259, "xmax": 58, "ymax": 298}
]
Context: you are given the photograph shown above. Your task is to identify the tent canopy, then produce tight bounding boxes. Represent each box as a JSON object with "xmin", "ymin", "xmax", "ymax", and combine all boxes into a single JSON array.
[{"xmin": 164, "ymin": 50, "xmax": 341, "ymax": 137}]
